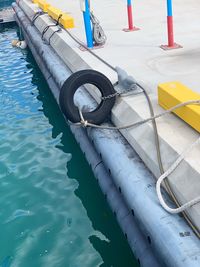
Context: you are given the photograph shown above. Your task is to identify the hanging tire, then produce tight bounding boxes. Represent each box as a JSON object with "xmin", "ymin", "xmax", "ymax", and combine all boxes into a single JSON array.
[{"xmin": 59, "ymin": 70, "xmax": 116, "ymax": 124}]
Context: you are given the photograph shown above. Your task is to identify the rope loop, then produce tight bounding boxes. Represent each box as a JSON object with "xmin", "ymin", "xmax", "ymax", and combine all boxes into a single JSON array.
[
  {"xmin": 79, "ymin": 109, "xmax": 88, "ymax": 127},
  {"xmin": 31, "ymin": 11, "xmax": 44, "ymax": 25},
  {"xmin": 81, "ymin": 120, "xmax": 88, "ymax": 127},
  {"xmin": 90, "ymin": 12, "xmax": 107, "ymax": 45},
  {"xmin": 41, "ymin": 14, "xmax": 63, "ymax": 40},
  {"xmin": 156, "ymin": 137, "xmax": 200, "ymax": 214}
]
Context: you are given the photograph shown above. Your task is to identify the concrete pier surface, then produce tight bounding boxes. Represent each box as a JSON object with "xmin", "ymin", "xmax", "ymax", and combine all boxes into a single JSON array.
[{"xmin": 18, "ymin": 0, "xmax": 200, "ymax": 233}]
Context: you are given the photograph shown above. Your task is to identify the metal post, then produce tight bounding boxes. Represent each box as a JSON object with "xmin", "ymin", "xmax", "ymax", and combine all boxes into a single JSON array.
[
  {"xmin": 127, "ymin": 0, "xmax": 133, "ymax": 30},
  {"xmin": 82, "ymin": 0, "xmax": 93, "ymax": 48},
  {"xmin": 167, "ymin": 0, "xmax": 174, "ymax": 47},
  {"xmin": 160, "ymin": 0, "xmax": 181, "ymax": 50},
  {"xmin": 123, "ymin": 0, "xmax": 139, "ymax": 32}
]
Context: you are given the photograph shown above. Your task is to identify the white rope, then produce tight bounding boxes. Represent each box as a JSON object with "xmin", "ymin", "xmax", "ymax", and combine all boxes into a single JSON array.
[
  {"xmin": 78, "ymin": 108, "xmax": 88, "ymax": 127},
  {"xmin": 90, "ymin": 12, "xmax": 106, "ymax": 45},
  {"xmin": 63, "ymin": 26, "xmax": 200, "ymax": 234},
  {"xmin": 156, "ymin": 137, "xmax": 200, "ymax": 213},
  {"xmin": 77, "ymin": 99, "xmax": 200, "ymax": 213},
  {"xmin": 76, "ymin": 99, "xmax": 200, "ymax": 130}
]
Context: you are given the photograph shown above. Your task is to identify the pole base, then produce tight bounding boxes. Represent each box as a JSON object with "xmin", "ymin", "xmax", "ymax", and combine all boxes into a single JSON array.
[
  {"xmin": 160, "ymin": 43, "xmax": 182, "ymax": 50},
  {"xmin": 122, "ymin": 27, "xmax": 140, "ymax": 32},
  {"xmin": 79, "ymin": 44, "xmax": 104, "ymax": 51}
]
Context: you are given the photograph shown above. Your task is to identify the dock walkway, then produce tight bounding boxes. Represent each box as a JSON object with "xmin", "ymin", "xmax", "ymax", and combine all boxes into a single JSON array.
[{"xmin": 25, "ymin": 0, "xmax": 200, "ymax": 232}]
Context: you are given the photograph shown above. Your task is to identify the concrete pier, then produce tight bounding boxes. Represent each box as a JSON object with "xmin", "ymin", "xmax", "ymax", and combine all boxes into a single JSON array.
[{"xmin": 17, "ymin": 0, "xmax": 200, "ymax": 234}]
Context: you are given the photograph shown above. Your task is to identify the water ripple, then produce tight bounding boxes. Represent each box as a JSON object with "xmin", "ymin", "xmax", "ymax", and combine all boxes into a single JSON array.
[
  {"xmin": 0, "ymin": 28, "xmax": 104, "ymax": 267},
  {"xmin": 0, "ymin": 28, "xmax": 137, "ymax": 267},
  {"xmin": 5, "ymin": 210, "xmax": 34, "ymax": 224}
]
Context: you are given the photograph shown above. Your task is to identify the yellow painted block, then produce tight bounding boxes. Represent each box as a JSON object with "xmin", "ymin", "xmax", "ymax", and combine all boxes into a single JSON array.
[
  {"xmin": 158, "ymin": 82, "xmax": 200, "ymax": 133},
  {"xmin": 60, "ymin": 14, "xmax": 74, "ymax": 29},
  {"xmin": 47, "ymin": 6, "xmax": 62, "ymax": 21},
  {"xmin": 47, "ymin": 6, "xmax": 74, "ymax": 29},
  {"xmin": 32, "ymin": 0, "xmax": 39, "ymax": 3},
  {"xmin": 37, "ymin": 0, "xmax": 50, "ymax": 12}
]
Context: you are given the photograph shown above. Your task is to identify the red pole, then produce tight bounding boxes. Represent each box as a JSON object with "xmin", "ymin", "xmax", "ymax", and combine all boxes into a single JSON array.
[
  {"xmin": 123, "ymin": 0, "xmax": 139, "ymax": 32},
  {"xmin": 167, "ymin": 16, "xmax": 174, "ymax": 47},
  {"xmin": 127, "ymin": 4, "xmax": 133, "ymax": 30},
  {"xmin": 160, "ymin": 0, "xmax": 182, "ymax": 50}
]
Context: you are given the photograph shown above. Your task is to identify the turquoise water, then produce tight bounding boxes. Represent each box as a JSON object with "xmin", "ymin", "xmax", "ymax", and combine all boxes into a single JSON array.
[
  {"xmin": 0, "ymin": 0, "xmax": 13, "ymax": 9},
  {"xmin": 0, "ymin": 27, "xmax": 138, "ymax": 267}
]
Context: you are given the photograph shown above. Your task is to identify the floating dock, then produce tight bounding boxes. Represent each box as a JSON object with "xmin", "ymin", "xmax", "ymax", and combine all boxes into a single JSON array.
[{"xmin": 13, "ymin": 0, "xmax": 200, "ymax": 266}]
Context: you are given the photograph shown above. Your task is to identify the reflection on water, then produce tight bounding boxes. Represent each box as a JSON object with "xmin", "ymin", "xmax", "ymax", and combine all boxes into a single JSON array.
[
  {"xmin": 0, "ymin": 0, "xmax": 13, "ymax": 9},
  {"xmin": 0, "ymin": 27, "xmax": 138, "ymax": 267}
]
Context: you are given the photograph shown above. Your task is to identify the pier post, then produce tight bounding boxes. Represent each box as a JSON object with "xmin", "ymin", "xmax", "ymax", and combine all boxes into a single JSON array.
[
  {"xmin": 160, "ymin": 0, "xmax": 182, "ymax": 50},
  {"xmin": 123, "ymin": 0, "xmax": 139, "ymax": 32},
  {"xmin": 82, "ymin": 0, "xmax": 93, "ymax": 48}
]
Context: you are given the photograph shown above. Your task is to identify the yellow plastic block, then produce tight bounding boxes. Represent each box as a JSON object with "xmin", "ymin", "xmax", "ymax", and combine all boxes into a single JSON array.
[
  {"xmin": 37, "ymin": 0, "xmax": 50, "ymax": 12},
  {"xmin": 32, "ymin": 0, "xmax": 39, "ymax": 3},
  {"xmin": 158, "ymin": 82, "xmax": 200, "ymax": 133},
  {"xmin": 47, "ymin": 6, "xmax": 62, "ymax": 21},
  {"xmin": 60, "ymin": 14, "xmax": 74, "ymax": 29},
  {"xmin": 47, "ymin": 6, "xmax": 74, "ymax": 29}
]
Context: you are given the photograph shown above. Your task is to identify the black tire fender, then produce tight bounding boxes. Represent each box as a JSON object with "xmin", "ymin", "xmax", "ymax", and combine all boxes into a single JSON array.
[{"xmin": 59, "ymin": 70, "xmax": 116, "ymax": 124}]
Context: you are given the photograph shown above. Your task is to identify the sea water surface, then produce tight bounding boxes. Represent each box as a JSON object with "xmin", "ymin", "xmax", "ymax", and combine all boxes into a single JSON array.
[
  {"xmin": 0, "ymin": 27, "xmax": 138, "ymax": 267},
  {"xmin": 0, "ymin": 0, "xmax": 13, "ymax": 9}
]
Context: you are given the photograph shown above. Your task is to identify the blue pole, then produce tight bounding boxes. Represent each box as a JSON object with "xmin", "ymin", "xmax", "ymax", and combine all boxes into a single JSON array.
[
  {"xmin": 83, "ymin": 0, "xmax": 93, "ymax": 48},
  {"xmin": 127, "ymin": 0, "xmax": 132, "ymax": 6},
  {"xmin": 167, "ymin": 0, "xmax": 173, "ymax": 16}
]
